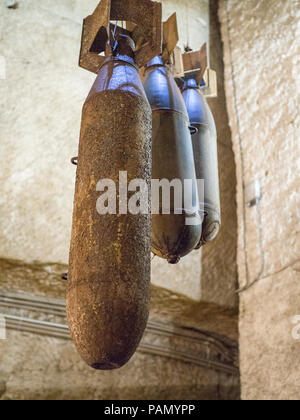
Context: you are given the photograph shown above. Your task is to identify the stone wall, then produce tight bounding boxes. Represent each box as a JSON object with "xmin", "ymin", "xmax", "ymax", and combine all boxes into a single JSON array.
[
  {"xmin": 219, "ymin": 0, "xmax": 300, "ymax": 400},
  {"xmin": 0, "ymin": 289, "xmax": 239, "ymax": 400},
  {"xmin": 0, "ymin": 330, "xmax": 239, "ymax": 400}
]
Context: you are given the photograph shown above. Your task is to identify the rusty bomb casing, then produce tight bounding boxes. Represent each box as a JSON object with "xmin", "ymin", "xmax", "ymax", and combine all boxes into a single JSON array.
[
  {"xmin": 67, "ymin": 38, "xmax": 152, "ymax": 370},
  {"xmin": 182, "ymin": 78, "xmax": 221, "ymax": 248},
  {"xmin": 143, "ymin": 57, "xmax": 202, "ymax": 264}
]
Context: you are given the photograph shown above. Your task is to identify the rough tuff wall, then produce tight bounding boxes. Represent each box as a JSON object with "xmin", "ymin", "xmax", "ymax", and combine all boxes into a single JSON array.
[
  {"xmin": 0, "ymin": 328, "xmax": 239, "ymax": 401},
  {"xmin": 219, "ymin": 0, "xmax": 300, "ymax": 400}
]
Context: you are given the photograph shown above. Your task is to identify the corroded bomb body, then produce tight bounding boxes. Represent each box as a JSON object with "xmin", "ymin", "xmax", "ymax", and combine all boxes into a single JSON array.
[
  {"xmin": 143, "ymin": 57, "xmax": 202, "ymax": 264},
  {"xmin": 67, "ymin": 47, "xmax": 152, "ymax": 370},
  {"xmin": 182, "ymin": 79, "xmax": 221, "ymax": 248}
]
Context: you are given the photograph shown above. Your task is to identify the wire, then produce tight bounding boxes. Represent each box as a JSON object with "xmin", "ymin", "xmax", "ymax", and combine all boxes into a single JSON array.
[
  {"xmin": 185, "ymin": 0, "xmax": 190, "ymax": 51},
  {"xmin": 113, "ymin": 21, "xmax": 118, "ymax": 38},
  {"xmin": 111, "ymin": 21, "xmax": 119, "ymax": 53},
  {"xmin": 236, "ymin": 201, "xmax": 265, "ymax": 293},
  {"xmin": 207, "ymin": 0, "xmax": 211, "ymax": 69}
]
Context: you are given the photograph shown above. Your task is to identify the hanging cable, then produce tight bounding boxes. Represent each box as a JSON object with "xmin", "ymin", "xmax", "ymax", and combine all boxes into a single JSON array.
[
  {"xmin": 113, "ymin": 21, "xmax": 118, "ymax": 38},
  {"xmin": 185, "ymin": 0, "xmax": 191, "ymax": 52},
  {"xmin": 207, "ymin": 0, "xmax": 211, "ymax": 69},
  {"xmin": 111, "ymin": 21, "xmax": 119, "ymax": 53}
]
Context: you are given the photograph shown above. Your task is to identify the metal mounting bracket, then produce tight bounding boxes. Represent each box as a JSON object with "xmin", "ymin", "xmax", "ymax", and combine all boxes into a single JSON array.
[{"xmin": 79, "ymin": 0, "xmax": 162, "ymax": 73}]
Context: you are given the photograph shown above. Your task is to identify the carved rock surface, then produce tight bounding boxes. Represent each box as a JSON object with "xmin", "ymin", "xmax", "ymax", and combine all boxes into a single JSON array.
[{"xmin": 219, "ymin": 0, "xmax": 300, "ymax": 400}]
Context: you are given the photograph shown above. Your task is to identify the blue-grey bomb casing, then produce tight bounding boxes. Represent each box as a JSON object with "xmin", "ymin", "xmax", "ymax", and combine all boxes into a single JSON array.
[
  {"xmin": 182, "ymin": 79, "xmax": 221, "ymax": 248},
  {"xmin": 143, "ymin": 57, "xmax": 202, "ymax": 264}
]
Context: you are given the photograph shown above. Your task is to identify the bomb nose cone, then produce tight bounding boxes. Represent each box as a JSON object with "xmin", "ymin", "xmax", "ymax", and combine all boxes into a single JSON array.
[
  {"xmin": 182, "ymin": 81, "xmax": 208, "ymax": 127},
  {"xmin": 167, "ymin": 256, "xmax": 181, "ymax": 265},
  {"xmin": 92, "ymin": 362, "xmax": 121, "ymax": 371},
  {"xmin": 67, "ymin": 283, "xmax": 149, "ymax": 370},
  {"xmin": 143, "ymin": 57, "xmax": 189, "ymax": 115},
  {"xmin": 114, "ymin": 34, "xmax": 136, "ymax": 58},
  {"xmin": 145, "ymin": 55, "xmax": 164, "ymax": 69},
  {"xmin": 182, "ymin": 78, "xmax": 199, "ymax": 91},
  {"xmin": 71, "ymin": 331, "xmax": 145, "ymax": 371}
]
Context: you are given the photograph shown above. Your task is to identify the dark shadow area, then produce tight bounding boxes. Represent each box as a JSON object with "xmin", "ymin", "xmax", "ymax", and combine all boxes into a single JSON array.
[{"xmin": 201, "ymin": 0, "xmax": 239, "ymax": 325}]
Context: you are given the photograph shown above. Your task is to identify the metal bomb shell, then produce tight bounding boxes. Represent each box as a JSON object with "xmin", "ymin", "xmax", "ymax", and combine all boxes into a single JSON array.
[
  {"xmin": 182, "ymin": 78, "xmax": 221, "ymax": 248},
  {"xmin": 67, "ymin": 40, "xmax": 153, "ymax": 369},
  {"xmin": 67, "ymin": 0, "xmax": 162, "ymax": 371},
  {"xmin": 143, "ymin": 57, "xmax": 202, "ymax": 264}
]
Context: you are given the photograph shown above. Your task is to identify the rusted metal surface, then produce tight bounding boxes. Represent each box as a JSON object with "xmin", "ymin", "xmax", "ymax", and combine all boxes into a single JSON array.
[
  {"xmin": 79, "ymin": 0, "xmax": 162, "ymax": 73},
  {"xmin": 182, "ymin": 79, "xmax": 221, "ymax": 247},
  {"xmin": 79, "ymin": 0, "xmax": 111, "ymax": 74},
  {"xmin": 143, "ymin": 57, "xmax": 202, "ymax": 263},
  {"xmin": 111, "ymin": 0, "xmax": 162, "ymax": 68},
  {"xmin": 68, "ymin": 41, "xmax": 152, "ymax": 369},
  {"xmin": 169, "ymin": 46, "xmax": 185, "ymax": 79},
  {"xmin": 162, "ymin": 13, "xmax": 179, "ymax": 62}
]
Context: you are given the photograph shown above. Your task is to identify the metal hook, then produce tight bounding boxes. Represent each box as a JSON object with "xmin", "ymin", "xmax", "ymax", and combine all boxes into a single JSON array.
[{"xmin": 189, "ymin": 126, "xmax": 198, "ymax": 135}]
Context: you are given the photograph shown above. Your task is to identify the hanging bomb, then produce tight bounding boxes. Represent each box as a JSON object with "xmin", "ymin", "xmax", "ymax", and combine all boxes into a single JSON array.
[
  {"xmin": 67, "ymin": 36, "xmax": 152, "ymax": 370},
  {"xmin": 182, "ymin": 78, "xmax": 221, "ymax": 248},
  {"xmin": 143, "ymin": 57, "xmax": 202, "ymax": 264}
]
